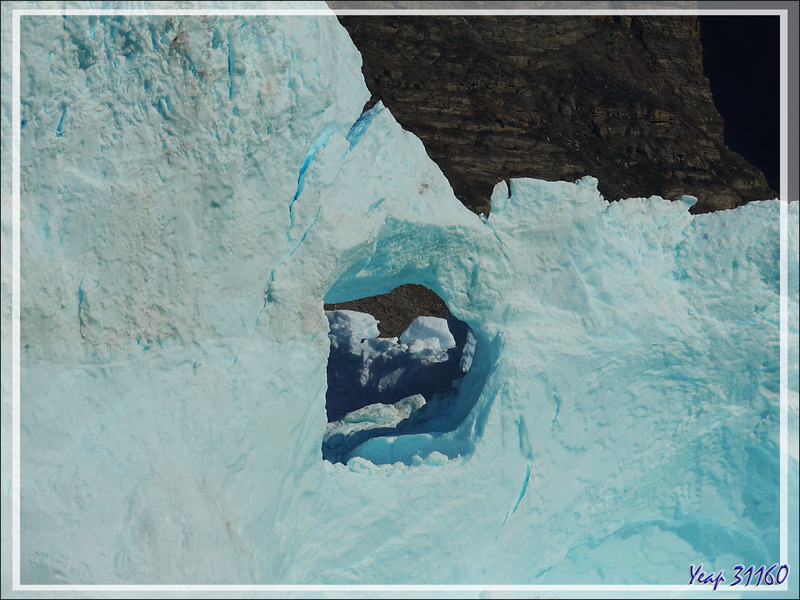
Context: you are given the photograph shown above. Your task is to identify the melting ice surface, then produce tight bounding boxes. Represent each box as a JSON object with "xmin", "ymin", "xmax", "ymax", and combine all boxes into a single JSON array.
[{"xmin": 6, "ymin": 3, "xmax": 799, "ymax": 591}]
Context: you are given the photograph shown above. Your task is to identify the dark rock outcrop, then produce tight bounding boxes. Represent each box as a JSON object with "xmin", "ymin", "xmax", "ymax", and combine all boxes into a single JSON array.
[
  {"xmin": 325, "ymin": 284, "xmax": 447, "ymax": 338},
  {"xmin": 334, "ymin": 14, "xmax": 777, "ymax": 215}
]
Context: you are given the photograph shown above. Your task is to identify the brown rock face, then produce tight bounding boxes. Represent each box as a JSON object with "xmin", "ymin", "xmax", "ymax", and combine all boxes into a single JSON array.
[
  {"xmin": 336, "ymin": 15, "xmax": 776, "ymax": 215},
  {"xmin": 325, "ymin": 284, "xmax": 447, "ymax": 338}
]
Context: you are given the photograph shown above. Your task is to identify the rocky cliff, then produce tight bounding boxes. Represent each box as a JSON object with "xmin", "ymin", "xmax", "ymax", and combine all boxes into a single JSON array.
[
  {"xmin": 334, "ymin": 14, "xmax": 776, "ymax": 215},
  {"xmin": 325, "ymin": 12, "xmax": 779, "ymax": 334}
]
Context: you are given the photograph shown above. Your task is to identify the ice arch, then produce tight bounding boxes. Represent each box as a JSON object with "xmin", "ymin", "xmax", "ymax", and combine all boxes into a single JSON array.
[{"xmin": 258, "ymin": 99, "xmax": 511, "ymax": 467}]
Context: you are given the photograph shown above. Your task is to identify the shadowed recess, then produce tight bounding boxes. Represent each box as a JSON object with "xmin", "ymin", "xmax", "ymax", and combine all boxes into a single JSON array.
[{"xmin": 322, "ymin": 285, "xmax": 491, "ymax": 466}]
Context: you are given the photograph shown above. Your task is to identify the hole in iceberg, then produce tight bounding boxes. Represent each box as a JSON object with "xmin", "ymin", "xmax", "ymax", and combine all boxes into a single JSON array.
[{"xmin": 321, "ymin": 285, "xmax": 487, "ymax": 467}]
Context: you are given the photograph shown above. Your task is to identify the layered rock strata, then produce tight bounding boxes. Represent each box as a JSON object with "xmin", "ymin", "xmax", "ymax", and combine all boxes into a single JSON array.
[{"xmin": 335, "ymin": 14, "xmax": 776, "ymax": 215}]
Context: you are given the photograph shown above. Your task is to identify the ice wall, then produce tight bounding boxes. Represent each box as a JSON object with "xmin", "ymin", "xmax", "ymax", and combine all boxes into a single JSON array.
[{"xmin": 4, "ymin": 2, "xmax": 798, "ymax": 591}]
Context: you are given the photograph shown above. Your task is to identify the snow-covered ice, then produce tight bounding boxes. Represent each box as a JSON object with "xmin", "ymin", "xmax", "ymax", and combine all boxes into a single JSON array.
[
  {"xmin": 400, "ymin": 315, "xmax": 457, "ymax": 350},
  {"xmin": 324, "ymin": 394, "xmax": 426, "ymax": 449},
  {"xmin": 1, "ymin": 2, "xmax": 797, "ymax": 592}
]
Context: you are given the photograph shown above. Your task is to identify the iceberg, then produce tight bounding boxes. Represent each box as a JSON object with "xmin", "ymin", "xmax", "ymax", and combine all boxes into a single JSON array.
[
  {"xmin": 1, "ymin": 2, "xmax": 797, "ymax": 593},
  {"xmin": 399, "ymin": 315, "xmax": 457, "ymax": 350}
]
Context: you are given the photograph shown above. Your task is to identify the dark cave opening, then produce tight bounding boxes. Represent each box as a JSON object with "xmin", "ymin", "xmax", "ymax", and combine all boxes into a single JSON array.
[{"xmin": 321, "ymin": 285, "xmax": 483, "ymax": 465}]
